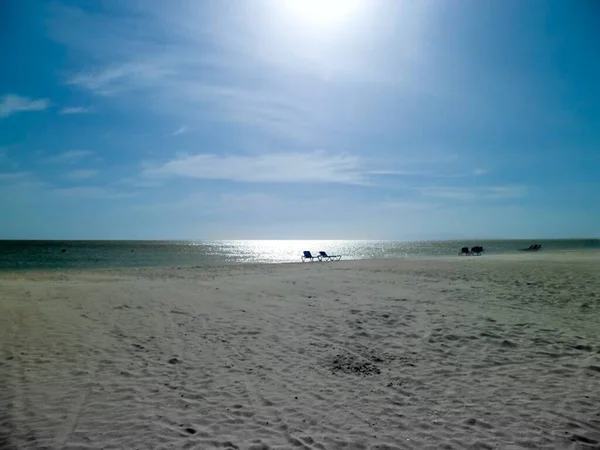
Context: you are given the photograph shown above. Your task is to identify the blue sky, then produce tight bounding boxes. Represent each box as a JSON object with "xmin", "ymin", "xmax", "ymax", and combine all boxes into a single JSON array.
[{"xmin": 1, "ymin": 0, "xmax": 599, "ymax": 240}]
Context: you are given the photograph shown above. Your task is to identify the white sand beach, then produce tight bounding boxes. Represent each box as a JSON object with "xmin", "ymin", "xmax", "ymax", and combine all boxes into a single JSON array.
[{"xmin": 1, "ymin": 252, "xmax": 600, "ymax": 450}]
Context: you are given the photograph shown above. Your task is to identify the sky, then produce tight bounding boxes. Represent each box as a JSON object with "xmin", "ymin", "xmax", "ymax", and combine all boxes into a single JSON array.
[{"xmin": 1, "ymin": 0, "xmax": 599, "ymax": 240}]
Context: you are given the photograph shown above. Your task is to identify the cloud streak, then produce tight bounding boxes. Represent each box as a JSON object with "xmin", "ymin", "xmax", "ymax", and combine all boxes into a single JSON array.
[
  {"xmin": 67, "ymin": 63, "xmax": 175, "ymax": 96},
  {"xmin": 51, "ymin": 186, "xmax": 135, "ymax": 199},
  {"xmin": 0, "ymin": 172, "xmax": 49, "ymax": 191},
  {"xmin": 60, "ymin": 106, "xmax": 93, "ymax": 115},
  {"xmin": 419, "ymin": 186, "xmax": 527, "ymax": 201},
  {"xmin": 66, "ymin": 169, "xmax": 98, "ymax": 180},
  {"xmin": 69, "ymin": 60, "xmax": 313, "ymax": 140},
  {"xmin": 0, "ymin": 172, "xmax": 30, "ymax": 182},
  {"xmin": 43, "ymin": 150, "xmax": 94, "ymax": 164},
  {"xmin": 172, "ymin": 125, "xmax": 188, "ymax": 136},
  {"xmin": 53, "ymin": 4, "xmax": 318, "ymax": 141},
  {"xmin": 143, "ymin": 151, "xmax": 367, "ymax": 184},
  {"xmin": 0, "ymin": 94, "xmax": 50, "ymax": 118}
]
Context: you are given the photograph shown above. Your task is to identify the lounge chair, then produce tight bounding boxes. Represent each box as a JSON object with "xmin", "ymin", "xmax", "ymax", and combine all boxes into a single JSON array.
[
  {"xmin": 460, "ymin": 247, "xmax": 470, "ymax": 256},
  {"xmin": 471, "ymin": 246, "xmax": 484, "ymax": 256},
  {"xmin": 319, "ymin": 251, "xmax": 341, "ymax": 261},
  {"xmin": 521, "ymin": 244, "xmax": 542, "ymax": 251},
  {"xmin": 301, "ymin": 251, "xmax": 320, "ymax": 262}
]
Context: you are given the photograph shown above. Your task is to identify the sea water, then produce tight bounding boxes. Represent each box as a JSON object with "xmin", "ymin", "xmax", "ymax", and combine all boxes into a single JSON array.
[{"xmin": 1, "ymin": 239, "xmax": 598, "ymax": 271}]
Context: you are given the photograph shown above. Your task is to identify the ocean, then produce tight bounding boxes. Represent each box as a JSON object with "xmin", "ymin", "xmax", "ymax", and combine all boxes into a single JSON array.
[{"xmin": 1, "ymin": 239, "xmax": 599, "ymax": 271}]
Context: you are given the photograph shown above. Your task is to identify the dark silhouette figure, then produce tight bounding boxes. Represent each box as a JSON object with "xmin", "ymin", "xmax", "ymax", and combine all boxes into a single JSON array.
[{"xmin": 471, "ymin": 246, "xmax": 484, "ymax": 256}]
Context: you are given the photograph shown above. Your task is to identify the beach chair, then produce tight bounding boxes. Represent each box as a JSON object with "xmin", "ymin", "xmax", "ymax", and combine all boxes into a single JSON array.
[
  {"xmin": 522, "ymin": 244, "xmax": 542, "ymax": 251},
  {"xmin": 319, "ymin": 251, "xmax": 342, "ymax": 261},
  {"xmin": 301, "ymin": 251, "xmax": 320, "ymax": 262},
  {"xmin": 471, "ymin": 246, "xmax": 484, "ymax": 256},
  {"xmin": 460, "ymin": 247, "xmax": 470, "ymax": 255}
]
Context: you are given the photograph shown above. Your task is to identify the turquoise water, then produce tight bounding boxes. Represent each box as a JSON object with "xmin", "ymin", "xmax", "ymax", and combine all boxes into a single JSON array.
[{"xmin": 0, "ymin": 239, "xmax": 598, "ymax": 271}]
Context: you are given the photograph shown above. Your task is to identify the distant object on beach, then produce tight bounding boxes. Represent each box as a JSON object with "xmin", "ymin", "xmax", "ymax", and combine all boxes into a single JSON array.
[
  {"xmin": 318, "ymin": 251, "xmax": 342, "ymax": 261},
  {"xmin": 459, "ymin": 246, "xmax": 484, "ymax": 256},
  {"xmin": 61, "ymin": 248, "xmax": 67, "ymax": 253},
  {"xmin": 471, "ymin": 246, "xmax": 484, "ymax": 256},
  {"xmin": 302, "ymin": 251, "xmax": 342, "ymax": 262},
  {"xmin": 302, "ymin": 251, "xmax": 319, "ymax": 262},
  {"xmin": 521, "ymin": 244, "xmax": 542, "ymax": 251}
]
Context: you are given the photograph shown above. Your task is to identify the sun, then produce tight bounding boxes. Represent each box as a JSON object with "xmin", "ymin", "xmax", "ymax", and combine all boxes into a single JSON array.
[{"xmin": 282, "ymin": 0, "xmax": 360, "ymax": 26}]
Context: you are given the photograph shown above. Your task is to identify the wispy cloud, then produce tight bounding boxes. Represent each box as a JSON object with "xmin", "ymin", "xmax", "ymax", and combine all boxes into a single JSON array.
[
  {"xmin": 0, "ymin": 94, "xmax": 50, "ymax": 118},
  {"xmin": 51, "ymin": 186, "xmax": 136, "ymax": 199},
  {"xmin": 181, "ymin": 85, "xmax": 309, "ymax": 131},
  {"xmin": 378, "ymin": 200, "xmax": 439, "ymax": 211},
  {"xmin": 115, "ymin": 177, "xmax": 162, "ymax": 188},
  {"xmin": 366, "ymin": 168, "xmax": 463, "ymax": 178},
  {"xmin": 137, "ymin": 192, "xmax": 277, "ymax": 214},
  {"xmin": 67, "ymin": 63, "xmax": 174, "ymax": 96},
  {"xmin": 43, "ymin": 150, "xmax": 94, "ymax": 164},
  {"xmin": 142, "ymin": 151, "xmax": 367, "ymax": 184},
  {"xmin": 59, "ymin": 106, "xmax": 93, "ymax": 115},
  {"xmin": 0, "ymin": 172, "xmax": 49, "ymax": 190},
  {"xmin": 172, "ymin": 125, "xmax": 188, "ymax": 136},
  {"xmin": 0, "ymin": 172, "xmax": 30, "ymax": 182},
  {"xmin": 419, "ymin": 185, "xmax": 527, "ymax": 201},
  {"xmin": 473, "ymin": 168, "xmax": 488, "ymax": 176},
  {"xmin": 55, "ymin": 4, "xmax": 315, "ymax": 141},
  {"xmin": 66, "ymin": 169, "xmax": 98, "ymax": 180},
  {"xmin": 69, "ymin": 63, "xmax": 312, "ymax": 140},
  {"xmin": 136, "ymin": 191, "xmax": 346, "ymax": 223}
]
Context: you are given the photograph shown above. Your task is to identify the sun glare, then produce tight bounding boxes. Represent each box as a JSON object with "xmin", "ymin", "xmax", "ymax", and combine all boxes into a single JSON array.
[{"xmin": 282, "ymin": 0, "xmax": 360, "ymax": 26}]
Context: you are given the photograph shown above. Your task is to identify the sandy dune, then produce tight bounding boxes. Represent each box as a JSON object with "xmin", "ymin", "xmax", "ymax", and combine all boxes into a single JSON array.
[{"xmin": 1, "ymin": 253, "xmax": 600, "ymax": 449}]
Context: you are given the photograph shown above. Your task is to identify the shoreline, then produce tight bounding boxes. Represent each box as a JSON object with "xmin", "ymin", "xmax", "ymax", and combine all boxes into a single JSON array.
[{"xmin": 2, "ymin": 247, "xmax": 599, "ymax": 277}]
